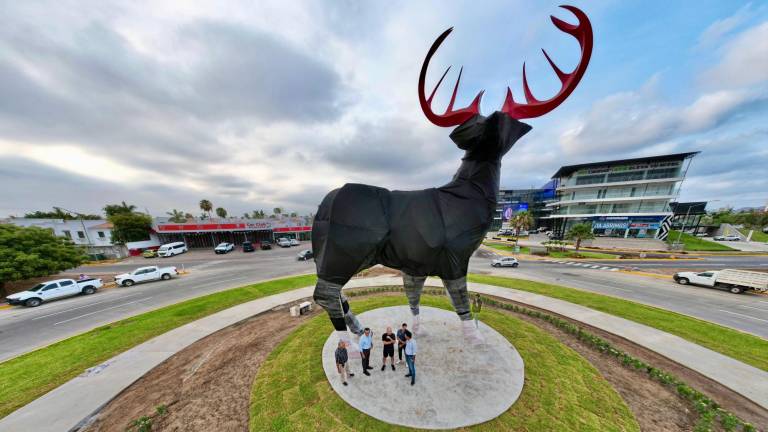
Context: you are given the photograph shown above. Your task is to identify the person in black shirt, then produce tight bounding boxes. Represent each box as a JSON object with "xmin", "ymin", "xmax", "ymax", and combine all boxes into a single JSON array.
[
  {"xmin": 396, "ymin": 323, "xmax": 408, "ymax": 365},
  {"xmin": 381, "ymin": 326, "xmax": 396, "ymax": 371},
  {"xmin": 335, "ymin": 340, "xmax": 354, "ymax": 385}
]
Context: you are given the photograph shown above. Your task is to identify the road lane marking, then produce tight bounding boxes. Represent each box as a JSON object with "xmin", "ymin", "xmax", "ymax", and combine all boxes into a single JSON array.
[
  {"xmin": 738, "ymin": 305, "xmax": 768, "ymax": 313},
  {"xmin": 718, "ymin": 309, "xmax": 768, "ymax": 323},
  {"xmin": 32, "ymin": 294, "xmax": 143, "ymax": 320},
  {"xmin": 54, "ymin": 297, "xmax": 154, "ymax": 325}
]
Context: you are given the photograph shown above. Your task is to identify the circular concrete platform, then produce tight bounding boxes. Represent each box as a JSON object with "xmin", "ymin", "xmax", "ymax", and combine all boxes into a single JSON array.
[{"xmin": 321, "ymin": 306, "xmax": 525, "ymax": 429}]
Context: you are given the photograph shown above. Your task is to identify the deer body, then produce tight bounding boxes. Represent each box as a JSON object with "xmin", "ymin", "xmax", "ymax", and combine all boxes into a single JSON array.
[{"xmin": 312, "ymin": 113, "xmax": 531, "ymax": 333}]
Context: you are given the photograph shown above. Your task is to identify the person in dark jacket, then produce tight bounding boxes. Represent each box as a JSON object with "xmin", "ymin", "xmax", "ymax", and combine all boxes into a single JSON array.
[{"xmin": 335, "ymin": 340, "xmax": 354, "ymax": 385}]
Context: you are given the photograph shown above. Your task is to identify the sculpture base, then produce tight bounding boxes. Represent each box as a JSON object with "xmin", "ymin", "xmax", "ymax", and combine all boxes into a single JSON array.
[{"xmin": 321, "ymin": 306, "xmax": 525, "ymax": 429}]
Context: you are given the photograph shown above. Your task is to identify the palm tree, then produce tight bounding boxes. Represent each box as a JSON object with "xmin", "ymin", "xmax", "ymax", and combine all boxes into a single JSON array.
[
  {"xmin": 566, "ymin": 223, "xmax": 595, "ymax": 253},
  {"xmin": 166, "ymin": 209, "xmax": 186, "ymax": 223},
  {"xmin": 511, "ymin": 211, "xmax": 533, "ymax": 246},
  {"xmin": 273, "ymin": 207, "xmax": 283, "ymax": 217},
  {"xmin": 184, "ymin": 212, "xmax": 194, "ymax": 220},
  {"xmin": 215, "ymin": 207, "xmax": 227, "ymax": 219},
  {"xmin": 199, "ymin": 199, "xmax": 213, "ymax": 219}
]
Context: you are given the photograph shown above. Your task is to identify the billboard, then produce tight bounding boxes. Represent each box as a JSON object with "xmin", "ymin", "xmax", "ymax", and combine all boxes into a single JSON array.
[{"xmin": 502, "ymin": 202, "xmax": 529, "ymax": 221}]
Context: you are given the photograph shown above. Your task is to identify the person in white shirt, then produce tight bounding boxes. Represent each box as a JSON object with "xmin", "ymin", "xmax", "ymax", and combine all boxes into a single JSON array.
[{"xmin": 403, "ymin": 330, "xmax": 417, "ymax": 385}]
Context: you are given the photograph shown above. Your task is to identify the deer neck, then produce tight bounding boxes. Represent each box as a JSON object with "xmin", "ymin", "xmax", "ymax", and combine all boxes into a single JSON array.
[{"xmin": 440, "ymin": 158, "xmax": 500, "ymax": 203}]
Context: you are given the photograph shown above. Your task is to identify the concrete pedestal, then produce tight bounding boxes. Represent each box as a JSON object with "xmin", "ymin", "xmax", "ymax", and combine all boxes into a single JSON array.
[{"xmin": 321, "ymin": 306, "xmax": 525, "ymax": 429}]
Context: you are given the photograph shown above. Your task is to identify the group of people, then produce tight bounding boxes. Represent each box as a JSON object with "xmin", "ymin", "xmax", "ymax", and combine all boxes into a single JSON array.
[{"xmin": 335, "ymin": 323, "xmax": 418, "ymax": 386}]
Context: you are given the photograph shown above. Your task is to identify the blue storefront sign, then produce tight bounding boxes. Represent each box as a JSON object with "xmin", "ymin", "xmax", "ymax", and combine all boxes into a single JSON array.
[
  {"xmin": 593, "ymin": 220, "xmax": 629, "ymax": 229},
  {"xmin": 502, "ymin": 202, "xmax": 529, "ymax": 221}
]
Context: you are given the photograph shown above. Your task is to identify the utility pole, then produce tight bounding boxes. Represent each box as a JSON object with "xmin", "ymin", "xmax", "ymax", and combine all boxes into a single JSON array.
[{"xmin": 55, "ymin": 206, "xmax": 93, "ymax": 246}]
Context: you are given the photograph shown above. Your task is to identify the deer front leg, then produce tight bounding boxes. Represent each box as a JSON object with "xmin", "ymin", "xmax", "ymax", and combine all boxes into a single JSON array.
[
  {"xmin": 313, "ymin": 279, "xmax": 364, "ymax": 357},
  {"xmin": 403, "ymin": 274, "xmax": 427, "ymax": 335},
  {"xmin": 442, "ymin": 276, "xmax": 485, "ymax": 345}
]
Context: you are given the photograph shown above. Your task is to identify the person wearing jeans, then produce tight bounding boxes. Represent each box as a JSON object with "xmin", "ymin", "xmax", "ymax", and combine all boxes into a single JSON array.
[
  {"xmin": 335, "ymin": 340, "xmax": 354, "ymax": 386},
  {"xmin": 396, "ymin": 323, "xmax": 408, "ymax": 365},
  {"xmin": 403, "ymin": 330, "xmax": 417, "ymax": 385}
]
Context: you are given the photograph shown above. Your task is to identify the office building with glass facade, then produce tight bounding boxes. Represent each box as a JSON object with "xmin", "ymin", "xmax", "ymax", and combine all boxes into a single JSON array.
[{"xmin": 544, "ymin": 152, "xmax": 699, "ymax": 239}]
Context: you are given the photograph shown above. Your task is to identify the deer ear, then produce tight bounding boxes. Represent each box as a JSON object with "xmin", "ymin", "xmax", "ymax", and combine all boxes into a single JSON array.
[
  {"xmin": 494, "ymin": 113, "xmax": 532, "ymax": 153},
  {"xmin": 449, "ymin": 114, "xmax": 486, "ymax": 150}
]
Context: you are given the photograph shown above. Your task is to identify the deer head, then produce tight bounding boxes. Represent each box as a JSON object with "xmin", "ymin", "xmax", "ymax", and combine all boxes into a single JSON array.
[{"xmin": 418, "ymin": 5, "xmax": 593, "ymax": 127}]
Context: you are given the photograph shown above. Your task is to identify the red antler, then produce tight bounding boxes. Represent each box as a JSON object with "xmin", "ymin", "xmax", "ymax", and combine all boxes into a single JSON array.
[{"xmin": 418, "ymin": 5, "xmax": 593, "ymax": 127}]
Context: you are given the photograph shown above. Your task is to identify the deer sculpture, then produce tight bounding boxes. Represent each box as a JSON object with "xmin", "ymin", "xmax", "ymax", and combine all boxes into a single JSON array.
[{"xmin": 312, "ymin": 5, "xmax": 593, "ymax": 347}]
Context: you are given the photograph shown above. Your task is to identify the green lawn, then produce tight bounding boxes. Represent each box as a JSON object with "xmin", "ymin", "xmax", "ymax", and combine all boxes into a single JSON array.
[
  {"xmin": 484, "ymin": 243, "xmax": 531, "ymax": 254},
  {"xmin": 467, "ymin": 274, "xmax": 768, "ymax": 371},
  {"xmin": 667, "ymin": 230, "xmax": 736, "ymax": 251},
  {"xmin": 548, "ymin": 250, "xmax": 619, "ymax": 259},
  {"xmin": 250, "ymin": 295, "xmax": 638, "ymax": 432},
  {"xmin": 741, "ymin": 229, "xmax": 768, "ymax": 242},
  {"xmin": 0, "ymin": 274, "xmax": 317, "ymax": 419}
]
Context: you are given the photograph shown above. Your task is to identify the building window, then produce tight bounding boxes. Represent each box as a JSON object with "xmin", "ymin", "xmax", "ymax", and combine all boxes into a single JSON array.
[
  {"xmin": 575, "ymin": 174, "xmax": 605, "ymax": 185},
  {"xmin": 77, "ymin": 231, "xmax": 85, "ymax": 239},
  {"xmin": 606, "ymin": 171, "xmax": 644, "ymax": 183},
  {"xmin": 63, "ymin": 230, "xmax": 72, "ymax": 239},
  {"xmin": 645, "ymin": 167, "xmax": 678, "ymax": 180},
  {"xmin": 98, "ymin": 231, "xmax": 106, "ymax": 239}
]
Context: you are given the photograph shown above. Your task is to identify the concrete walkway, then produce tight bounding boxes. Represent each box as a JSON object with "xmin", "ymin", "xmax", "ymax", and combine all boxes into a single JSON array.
[{"xmin": 2, "ymin": 276, "xmax": 767, "ymax": 432}]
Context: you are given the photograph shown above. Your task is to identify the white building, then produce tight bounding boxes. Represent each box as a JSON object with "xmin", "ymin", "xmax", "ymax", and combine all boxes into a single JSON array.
[
  {"xmin": 7, "ymin": 218, "xmax": 115, "ymax": 246},
  {"xmin": 545, "ymin": 152, "xmax": 699, "ymax": 239}
]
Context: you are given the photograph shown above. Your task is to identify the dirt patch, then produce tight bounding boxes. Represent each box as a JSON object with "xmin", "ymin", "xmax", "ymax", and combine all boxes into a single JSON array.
[
  {"xmin": 79, "ymin": 301, "xmax": 318, "ymax": 432},
  {"xmin": 485, "ymin": 298, "xmax": 768, "ymax": 431},
  {"xmin": 353, "ymin": 265, "xmax": 402, "ymax": 278}
]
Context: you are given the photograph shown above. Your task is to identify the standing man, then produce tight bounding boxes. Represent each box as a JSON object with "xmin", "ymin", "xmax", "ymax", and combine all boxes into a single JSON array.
[
  {"xmin": 359, "ymin": 327, "xmax": 373, "ymax": 376},
  {"xmin": 381, "ymin": 326, "xmax": 396, "ymax": 371},
  {"xmin": 404, "ymin": 330, "xmax": 417, "ymax": 386},
  {"xmin": 396, "ymin": 323, "xmax": 408, "ymax": 365},
  {"xmin": 335, "ymin": 340, "xmax": 354, "ymax": 386}
]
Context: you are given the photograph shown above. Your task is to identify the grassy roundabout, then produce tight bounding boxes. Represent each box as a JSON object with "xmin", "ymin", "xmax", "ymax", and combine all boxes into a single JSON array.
[{"xmin": 250, "ymin": 294, "xmax": 640, "ymax": 431}]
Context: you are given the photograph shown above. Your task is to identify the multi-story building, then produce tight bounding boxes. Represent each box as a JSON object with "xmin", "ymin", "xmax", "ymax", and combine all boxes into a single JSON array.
[
  {"xmin": 544, "ymin": 152, "xmax": 699, "ymax": 239},
  {"xmin": 492, "ymin": 182, "xmax": 557, "ymax": 232},
  {"xmin": 5, "ymin": 218, "xmax": 115, "ymax": 247}
]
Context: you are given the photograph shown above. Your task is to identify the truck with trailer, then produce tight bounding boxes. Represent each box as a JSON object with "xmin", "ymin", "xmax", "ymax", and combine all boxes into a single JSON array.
[{"xmin": 673, "ymin": 269, "xmax": 768, "ymax": 294}]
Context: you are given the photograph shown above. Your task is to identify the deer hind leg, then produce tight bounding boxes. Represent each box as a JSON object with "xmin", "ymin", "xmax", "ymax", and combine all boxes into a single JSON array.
[{"xmin": 442, "ymin": 276, "xmax": 485, "ymax": 345}]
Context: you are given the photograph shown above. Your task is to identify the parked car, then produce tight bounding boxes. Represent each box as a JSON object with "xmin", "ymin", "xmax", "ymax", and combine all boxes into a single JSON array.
[
  {"xmin": 290, "ymin": 238, "xmax": 300, "ymax": 246},
  {"xmin": 6, "ymin": 278, "xmax": 104, "ymax": 307},
  {"xmin": 673, "ymin": 269, "xmax": 768, "ymax": 294},
  {"xmin": 297, "ymin": 250, "xmax": 314, "ymax": 261},
  {"xmin": 277, "ymin": 237, "xmax": 291, "ymax": 248},
  {"xmin": 242, "ymin": 241, "xmax": 255, "ymax": 252},
  {"xmin": 142, "ymin": 249, "xmax": 158, "ymax": 258},
  {"xmin": 158, "ymin": 242, "xmax": 188, "ymax": 257},
  {"xmin": 713, "ymin": 235, "xmax": 740, "ymax": 241},
  {"xmin": 115, "ymin": 266, "xmax": 179, "ymax": 287},
  {"xmin": 214, "ymin": 242, "xmax": 235, "ymax": 254},
  {"xmin": 491, "ymin": 257, "xmax": 519, "ymax": 268},
  {"xmin": 260, "ymin": 241, "xmax": 272, "ymax": 250},
  {"xmin": 497, "ymin": 229, "xmax": 514, "ymax": 236}
]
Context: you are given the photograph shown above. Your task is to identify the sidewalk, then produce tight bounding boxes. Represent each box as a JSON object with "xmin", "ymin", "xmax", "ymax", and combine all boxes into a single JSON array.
[{"xmin": 2, "ymin": 277, "xmax": 766, "ymax": 432}]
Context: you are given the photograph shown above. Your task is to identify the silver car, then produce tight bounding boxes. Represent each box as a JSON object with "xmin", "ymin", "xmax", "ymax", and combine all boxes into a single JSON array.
[{"xmin": 491, "ymin": 257, "xmax": 519, "ymax": 268}]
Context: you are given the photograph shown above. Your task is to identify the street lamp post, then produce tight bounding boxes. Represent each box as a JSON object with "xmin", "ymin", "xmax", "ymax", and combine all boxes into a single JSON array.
[{"xmin": 54, "ymin": 206, "xmax": 93, "ymax": 246}]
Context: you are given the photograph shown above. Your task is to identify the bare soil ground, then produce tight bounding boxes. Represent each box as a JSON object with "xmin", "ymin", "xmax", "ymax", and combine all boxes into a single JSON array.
[
  {"xmin": 79, "ymin": 291, "xmax": 766, "ymax": 432},
  {"xmin": 79, "ymin": 301, "xmax": 318, "ymax": 432}
]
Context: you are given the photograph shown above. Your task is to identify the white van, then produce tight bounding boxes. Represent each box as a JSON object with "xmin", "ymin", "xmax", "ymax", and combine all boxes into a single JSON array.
[{"xmin": 158, "ymin": 242, "xmax": 188, "ymax": 257}]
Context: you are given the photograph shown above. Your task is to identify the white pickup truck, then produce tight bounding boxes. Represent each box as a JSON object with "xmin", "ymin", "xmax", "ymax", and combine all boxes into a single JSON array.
[
  {"xmin": 5, "ymin": 278, "xmax": 104, "ymax": 307},
  {"xmin": 115, "ymin": 265, "xmax": 179, "ymax": 287},
  {"xmin": 673, "ymin": 269, "xmax": 768, "ymax": 294}
]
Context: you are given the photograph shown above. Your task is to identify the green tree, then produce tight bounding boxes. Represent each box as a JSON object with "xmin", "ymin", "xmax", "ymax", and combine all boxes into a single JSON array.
[
  {"xmin": 184, "ymin": 213, "xmax": 194, "ymax": 219},
  {"xmin": 199, "ymin": 200, "xmax": 213, "ymax": 219},
  {"xmin": 0, "ymin": 225, "xmax": 86, "ymax": 295},
  {"xmin": 511, "ymin": 211, "xmax": 533, "ymax": 246},
  {"xmin": 566, "ymin": 223, "xmax": 595, "ymax": 252},
  {"xmin": 290, "ymin": 212, "xmax": 298, "ymax": 218},
  {"xmin": 109, "ymin": 213, "xmax": 153, "ymax": 244},
  {"xmin": 273, "ymin": 207, "xmax": 283, "ymax": 216},
  {"xmin": 24, "ymin": 208, "xmax": 100, "ymax": 220},
  {"xmin": 166, "ymin": 209, "xmax": 186, "ymax": 223},
  {"xmin": 215, "ymin": 207, "xmax": 227, "ymax": 219},
  {"xmin": 103, "ymin": 201, "xmax": 137, "ymax": 217}
]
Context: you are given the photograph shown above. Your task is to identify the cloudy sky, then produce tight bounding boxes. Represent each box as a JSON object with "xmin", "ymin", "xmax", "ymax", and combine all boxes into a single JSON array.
[{"xmin": 1, "ymin": 0, "xmax": 766, "ymax": 218}]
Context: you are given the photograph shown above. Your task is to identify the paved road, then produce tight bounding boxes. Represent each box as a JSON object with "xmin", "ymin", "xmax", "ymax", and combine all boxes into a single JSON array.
[
  {"xmin": 472, "ymin": 249, "xmax": 768, "ymax": 338},
  {"xmin": 2, "ymin": 245, "xmax": 767, "ymax": 362},
  {"xmin": 0, "ymin": 246, "xmax": 314, "ymax": 362},
  {"xmin": 608, "ymin": 255, "xmax": 768, "ymax": 270}
]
